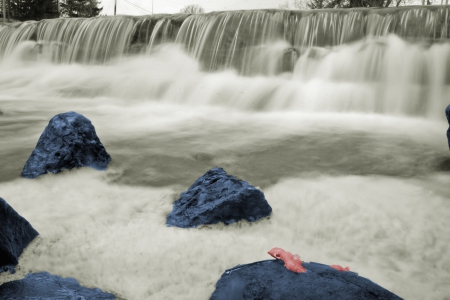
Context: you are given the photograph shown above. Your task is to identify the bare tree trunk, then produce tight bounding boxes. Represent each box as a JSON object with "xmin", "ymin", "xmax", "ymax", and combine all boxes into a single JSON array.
[{"xmin": 6, "ymin": 0, "xmax": 9, "ymax": 22}]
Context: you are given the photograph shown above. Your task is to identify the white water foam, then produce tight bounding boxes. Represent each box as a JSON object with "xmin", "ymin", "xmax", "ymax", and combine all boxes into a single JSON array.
[
  {"xmin": 0, "ymin": 38, "xmax": 449, "ymax": 119},
  {"xmin": 0, "ymin": 34, "xmax": 449, "ymax": 300},
  {"xmin": 0, "ymin": 170, "xmax": 449, "ymax": 299}
]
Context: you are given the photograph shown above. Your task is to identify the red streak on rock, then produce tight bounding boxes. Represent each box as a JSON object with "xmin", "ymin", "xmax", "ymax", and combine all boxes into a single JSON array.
[
  {"xmin": 330, "ymin": 265, "xmax": 350, "ymax": 272},
  {"xmin": 268, "ymin": 247, "xmax": 306, "ymax": 273}
]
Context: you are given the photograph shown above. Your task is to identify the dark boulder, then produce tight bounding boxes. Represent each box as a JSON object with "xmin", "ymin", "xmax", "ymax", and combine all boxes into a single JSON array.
[
  {"xmin": 21, "ymin": 111, "xmax": 111, "ymax": 178},
  {"xmin": 166, "ymin": 167, "xmax": 272, "ymax": 228},
  {"xmin": 210, "ymin": 259, "xmax": 402, "ymax": 300},
  {"xmin": 0, "ymin": 272, "xmax": 116, "ymax": 299},
  {"xmin": 0, "ymin": 197, "xmax": 39, "ymax": 274},
  {"xmin": 445, "ymin": 105, "xmax": 450, "ymax": 149}
]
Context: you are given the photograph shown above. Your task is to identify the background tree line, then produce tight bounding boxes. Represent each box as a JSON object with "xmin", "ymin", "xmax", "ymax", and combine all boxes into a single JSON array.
[
  {"xmin": 1, "ymin": 0, "xmax": 58, "ymax": 21},
  {"xmin": 279, "ymin": 0, "xmax": 442, "ymax": 9},
  {"xmin": 1, "ymin": 0, "xmax": 444, "ymax": 23},
  {"xmin": 0, "ymin": 0, "xmax": 102, "ymax": 21}
]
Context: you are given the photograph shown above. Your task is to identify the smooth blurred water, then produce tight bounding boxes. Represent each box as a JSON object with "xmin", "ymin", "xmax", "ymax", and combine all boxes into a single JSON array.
[{"xmin": 0, "ymin": 35, "xmax": 449, "ymax": 300}]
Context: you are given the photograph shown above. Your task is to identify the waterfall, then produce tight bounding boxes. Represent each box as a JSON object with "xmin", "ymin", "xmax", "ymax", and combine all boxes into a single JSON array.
[
  {"xmin": 0, "ymin": 15, "xmax": 187, "ymax": 63},
  {"xmin": 0, "ymin": 22, "xmax": 37, "ymax": 58},
  {"xmin": 0, "ymin": 7, "xmax": 449, "ymax": 65},
  {"xmin": 34, "ymin": 17, "xmax": 137, "ymax": 64},
  {"xmin": 0, "ymin": 7, "xmax": 450, "ymax": 118},
  {"xmin": 176, "ymin": 7, "xmax": 450, "ymax": 72}
]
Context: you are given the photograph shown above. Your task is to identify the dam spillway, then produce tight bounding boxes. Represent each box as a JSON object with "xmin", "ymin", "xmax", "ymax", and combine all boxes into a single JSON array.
[
  {"xmin": 1, "ymin": 7, "xmax": 450, "ymax": 119},
  {"xmin": 0, "ymin": 6, "xmax": 450, "ymax": 65},
  {"xmin": 0, "ymin": 6, "xmax": 450, "ymax": 119}
]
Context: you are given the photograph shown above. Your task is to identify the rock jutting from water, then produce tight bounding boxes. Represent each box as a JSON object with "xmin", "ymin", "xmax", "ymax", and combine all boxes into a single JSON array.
[
  {"xmin": 445, "ymin": 105, "xmax": 450, "ymax": 149},
  {"xmin": 21, "ymin": 111, "xmax": 111, "ymax": 178},
  {"xmin": 210, "ymin": 259, "xmax": 403, "ymax": 300},
  {"xmin": 166, "ymin": 167, "xmax": 272, "ymax": 228},
  {"xmin": 0, "ymin": 272, "xmax": 116, "ymax": 299},
  {"xmin": 0, "ymin": 197, "xmax": 39, "ymax": 274}
]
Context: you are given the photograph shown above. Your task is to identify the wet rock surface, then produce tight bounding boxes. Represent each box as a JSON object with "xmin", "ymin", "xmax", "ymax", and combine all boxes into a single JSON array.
[
  {"xmin": 445, "ymin": 105, "xmax": 450, "ymax": 149},
  {"xmin": 167, "ymin": 167, "xmax": 272, "ymax": 228},
  {"xmin": 21, "ymin": 111, "xmax": 111, "ymax": 178},
  {"xmin": 0, "ymin": 197, "xmax": 38, "ymax": 274},
  {"xmin": 0, "ymin": 272, "xmax": 116, "ymax": 299},
  {"xmin": 210, "ymin": 259, "xmax": 403, "ymax": 300}
]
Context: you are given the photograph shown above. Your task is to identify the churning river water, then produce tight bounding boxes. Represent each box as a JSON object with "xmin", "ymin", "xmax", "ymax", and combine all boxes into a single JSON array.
[{"xmin": 1, "ymin": 8, "xmax": 450, "ymax": 300}]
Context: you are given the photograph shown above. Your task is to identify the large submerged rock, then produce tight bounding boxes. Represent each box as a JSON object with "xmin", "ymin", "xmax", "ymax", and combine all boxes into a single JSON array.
[
  {"xmin": 167, "ymin": 167, "xmax": 272, "ymax": 228},
  {"xmin": 210, "ymin": 259, "xmax": 402, "ymax": 300},
  {"xmin": 0, "ymin": 272, "xmax": 116, "ymax": 299},
  {"xmin": 0, "ymin": 197, "xmax": 39, "ymax": 274},
  {"xmin": 21, "ymin": 111, "xmax": 111, "ymax": 178}
]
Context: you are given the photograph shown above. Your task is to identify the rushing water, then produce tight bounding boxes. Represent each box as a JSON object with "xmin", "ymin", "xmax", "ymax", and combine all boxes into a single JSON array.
[{"xmin": 1, "ymin": 6, "xmax": 450, "ymax": 300}]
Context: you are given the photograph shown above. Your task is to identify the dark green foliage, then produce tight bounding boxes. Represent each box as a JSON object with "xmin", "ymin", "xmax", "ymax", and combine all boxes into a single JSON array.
[
  {"xmin": 60, "ymin": 0, "xmax": 102, "ymax": 18},
  {"xmin": 2, "ymin": 0, "xmax": 59, "ymax": 21}
]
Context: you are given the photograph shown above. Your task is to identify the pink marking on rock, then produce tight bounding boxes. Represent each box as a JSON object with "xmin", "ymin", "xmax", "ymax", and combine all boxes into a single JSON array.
[
  {"xmin": 268, "ymin": 247, "xmax": 306, "ymax": 273},
  {"xmin": 330, "ymin": 265, "xmax": 350, "ymax": 272}
]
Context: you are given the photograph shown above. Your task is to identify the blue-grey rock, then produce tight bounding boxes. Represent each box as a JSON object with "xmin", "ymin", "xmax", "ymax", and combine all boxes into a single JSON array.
[
  {"xmin": 166, "ymin": 167, "xmax": 272, "ymax": 228},
  {"xmin": 0, "ymin": 197, "xmax": 39, "ymax": 274},
  {"xmin": 210, "ymin": 259, "xmax": 403, "ymax": 300},
  {"xmin": 445, "ymin": 105, "xmax": 450, "ymax": 149},
  {"xmin": 0, "ymin": 272, "xmax": 116, "ymax": 299},
  {"xmin": 21, "ymin": 111, "xmax": 111, "ymax": 178}
]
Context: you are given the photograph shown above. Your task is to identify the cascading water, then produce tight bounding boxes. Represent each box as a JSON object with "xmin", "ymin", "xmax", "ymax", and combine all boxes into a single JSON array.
[
  {"xmin": 0, "ymin": 7, "xmax": 449, "ymax": 118},
  {"xmin": 1, "ymin": 7, "xmax": 450, "ymax": 62},
  {"xmin": 0, "ymin": 6, "xmax": 450, "ymax": 300},
  {"xmin": 0, "ymin": 21, "xmax": 37, "ymax": 58},
  {"xmin": 35, "ymin": 17, "xmax": 136, "ymax": 64}
]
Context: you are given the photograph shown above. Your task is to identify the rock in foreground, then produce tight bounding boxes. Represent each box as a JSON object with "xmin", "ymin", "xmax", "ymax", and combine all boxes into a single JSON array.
[
  {"xmin": 0, "ymin": 272, "xmax": 116, "ymax": 299},
  {"xmin": 210, "ymin": 259, "xmax": 402, "ymax": 300},
  {"xmin": 0, "ymin": 197, "xmax": 39, "ymax": 274},
  {"xmin": 167, "ymin": 167, "xmax": 272, "ymax": 228},
  {"xmin": 445, "ymin": 104, "xmax": 450, "ymax": 149},
  {"xmin": 21, "ymin": 111, "xmax": 111, "ymax": 178}
]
